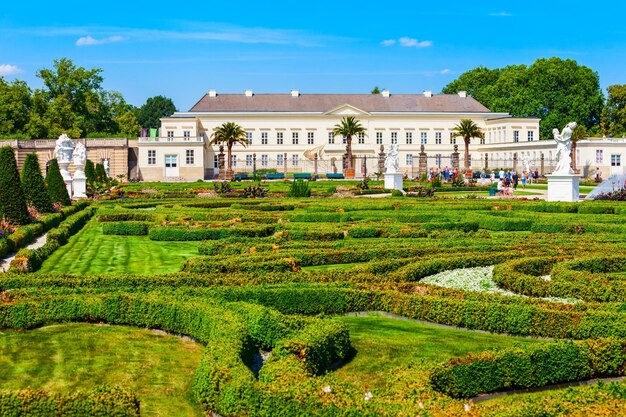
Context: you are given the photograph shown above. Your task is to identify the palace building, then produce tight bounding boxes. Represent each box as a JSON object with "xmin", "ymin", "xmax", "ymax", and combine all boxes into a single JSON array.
[{"xmin": 136, "ymin": 90, "xmax": 623, "ymax": 181}]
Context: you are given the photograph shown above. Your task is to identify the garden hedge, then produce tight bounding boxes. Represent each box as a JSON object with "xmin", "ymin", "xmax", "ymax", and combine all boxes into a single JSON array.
[{"xmin": 102, "ymin": 221, "xmax": 149, "ymax": 236}]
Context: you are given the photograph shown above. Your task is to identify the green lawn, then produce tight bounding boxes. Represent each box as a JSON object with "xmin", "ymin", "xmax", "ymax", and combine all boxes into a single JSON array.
[
  {"xmin": 38, "ymin": 220, "xmax": 199, "ymax": 274},
  {"xmin": 0, "ymin": 323, "xmax": 203, "ymax": 417},
  {"xmin": 333, "ymin": 313, "xmax": 543, "ymax": 389}
]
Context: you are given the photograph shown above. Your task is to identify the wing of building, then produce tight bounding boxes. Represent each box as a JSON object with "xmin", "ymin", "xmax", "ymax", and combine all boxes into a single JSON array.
[{"xmin": 137, "ymin": 89, "xmax": 622, "ymax": 181}]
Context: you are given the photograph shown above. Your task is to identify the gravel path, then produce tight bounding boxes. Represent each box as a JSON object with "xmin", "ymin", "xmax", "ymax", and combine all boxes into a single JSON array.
[{"xmin": 0, "ymin": 233, "xmax": 47, "ymax": 272}]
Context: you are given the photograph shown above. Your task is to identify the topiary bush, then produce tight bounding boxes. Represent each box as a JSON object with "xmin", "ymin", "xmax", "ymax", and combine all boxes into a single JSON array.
[
  {"xmin": 45, "ymin": 158, "xmax": 71, "ymax": 206},
  {"xmin": 84, "ymin": 159, "xmax": 96, "ymax": 185},
  {"xmin": 102, "ymin": 221, "xmax": 150, "ymax": 236},
  {"xmin": 0, "ymin": 146, "xmax": 30, "ymax": 225},
  {"xmin": 21, "ymin": 153, "xmax": 54, "ymax": 213}
]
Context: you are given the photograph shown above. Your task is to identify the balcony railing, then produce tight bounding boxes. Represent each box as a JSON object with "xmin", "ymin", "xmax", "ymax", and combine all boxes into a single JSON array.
[{"xmin": 138, "ymin": 136, "xmax": 205, "ymax": 144}]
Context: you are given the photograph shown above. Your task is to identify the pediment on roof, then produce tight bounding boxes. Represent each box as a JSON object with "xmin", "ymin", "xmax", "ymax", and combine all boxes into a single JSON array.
[{"xmin": 325, "ymin": 104, "xmax": 370, "ymax": 116}]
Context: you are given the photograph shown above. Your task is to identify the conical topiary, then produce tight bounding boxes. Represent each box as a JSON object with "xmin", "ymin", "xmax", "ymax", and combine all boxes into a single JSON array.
[
  {"xmin": 95, "ymin": 163, "xmax": 107, "ymax": 182},
  {"xmin": 21, "ymin": 153, "xmax": 54, "ymax": 213},
  {"xmin": 84, "ymin": 159, "xmax": 96, "ymax": 185},
  {"xmin": 0, "ymin": 146, "xmax": 30, "ymax": 225},
  {"xmin": 45, "ymin": 159, "xmax": 71, "ymax": 206}
]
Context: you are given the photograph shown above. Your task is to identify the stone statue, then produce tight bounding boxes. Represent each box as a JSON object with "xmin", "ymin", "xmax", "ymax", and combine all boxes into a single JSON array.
[
  {"xmin": 73, "ymin": 142, "xmax": 87, "ymax": 167},
  {"xmin": 553, "ymin": 122, "xmax": 576, "ymax": 174},
  {"xmin": 384, "ymin": 143, "xmax": 400, "ymax": 174},
  {"xmin": 53, "ymin": 134, "xmax": 74, "ymax": 164},
  {"xmin": 104, "ymin": 159, "xmax": 110, "ymax": 176},
  {"xmin": 522, "ymin": 155, "xmax": 531, "ymax": 174}
]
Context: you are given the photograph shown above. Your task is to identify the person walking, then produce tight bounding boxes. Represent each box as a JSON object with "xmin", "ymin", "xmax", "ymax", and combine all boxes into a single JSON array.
[
  {"xmin": 521, "ymin": 172, "xmax": 527, "ymax": 189},
  {"xmin": 512, "ymin": 172, "xmax": 519, "ymax": 190}
]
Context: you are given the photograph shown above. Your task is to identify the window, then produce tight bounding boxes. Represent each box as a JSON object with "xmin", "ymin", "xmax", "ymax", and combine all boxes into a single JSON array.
[
  {"xmin": 358, "ymin": 133, "xmax": 365, "ymax": 144},
  {"xmin": 261, "ymin": 154, "xmax": 268, "ymax": 167},
  {"xmin": 277, "ymin": 154, "xmax": 284, "ymax": 166},
  {"xmin": 406, "ymin": 154, "xmax": 413, "ymax": 166},
  {"xmin": 328, "ymin": 132, "xmax": 335, "ymax": 144},
  {"xmin": 277, "ymin": 132, "xmax": 284, "ymax": 145},
  {"xmin": 292, "ymin": 154, "xmax": 299, "ymax": 166},
  {"xmin": 213, "ymin": 155, "xmax": 218, "ymax": 168},
  {"xmin": 498, "ymin": 131, "xmax": 502, "ymax": 142},
  {"xmin": 611, "ymin": 154, "xmax": 621, "ymax": 166},
  {"xmin": 514, "ymin": 130, "xmax": 520, "ymax": 142},
  {"xmin": 406, "ymin": 132, "xmax": 413, "ymax": 144},
  {"xmin": 165, "ymin": 154, "xmax": 177, "ymax": 167},
  {"xmin": 391, "ymin": 132, "xmax": 398, "ymax": 144},
  {"xmin": 167, "ymin": 131, "xmax": 174, "ymax": 141},
  {"xmin": 420, "ymin": 132, "xmax": 427, "ymax": 145},
  {"xmin": 186, "ymin": 149, "xmax": 194, "ymax": 165},
  {"xmin": 480, "ymin": 137, "xmax": 485, "ymax": 145},
  {"xmin": 183, "ymin": 131, "xmax": 191, "ymax": 140},
  {"xmin": 231, "ymin": 155, "xmax": 237, "ymax": 167},
  {"xmin": 148, "ymin": 150, "xmax": 156, "ymax": 165},
  {"xmin": 245, "ymin": 154, "xmax": 253, "ymax": 166},
  {"xmin": 376, "ymin": 132, "xmax": 383, "ymax": 145},
  {"xmin": 342, "ymin": 135, "xmax": 347, "ymax": 144},
  {"xmin": 307, "ymin": 132, "xmax": 315, "ymax": 145},
  {"xmin": 246, "ymin": 132, "xmax": 253, "ymax": 144},
  {"xmin": 435, "ymin": 154, "xmax": 442, "ymax": 167},
  {"xmin": 261, "ymin": 132, "xmax": 268, "ymax": 145},
  {"xmin": 596, "ymin": 150, "xmax": 604, "ymax": 164},
  {"xmin": 488, "ymin": 131, "xmax": 492, "ymax": 143},
  {"xmin": 435, "ymin": 132, "xmax": 442, "ymax": 144},
  {"xmin": 450, "ymin": 133, "xmax": 456, "ymax": 145},
  {"xmin": 292, "ymin": 132, "xmax": 299, "ymax": 145},
  {"xmin": 528, "ymin": 131, "xmax": 534, "ymax": 141}
]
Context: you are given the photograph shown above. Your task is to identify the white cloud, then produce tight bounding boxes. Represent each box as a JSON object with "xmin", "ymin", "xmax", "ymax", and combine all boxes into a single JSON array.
[
  {"xmin": 489, "ymin": 12, "xmax": 512, "ymax": 17},
  {"xmin": 398, "ymin": 37, "xmax": 432, "ymax": 48},
  {"xmin": 76, "ymin": 35, "xmax": 125, "ymax": 46},
  {"xmin": 440, "ymin": 68, "xmax": 451, "ymax": 74},
  {"xmin": 0, "ymin": 64, "xmax": 22, "ymax": 76},
  {"xmin": 380, "ymin": 39, "xmax": 396, "ymax": 46}
]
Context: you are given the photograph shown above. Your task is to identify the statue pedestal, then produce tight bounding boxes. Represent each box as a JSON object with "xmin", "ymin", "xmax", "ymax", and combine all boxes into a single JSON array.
[
  {"xmin": 58, "ymin": 160, "xmax": 73, "ymax": 199},
  {"xmin": 546, "ymin": 173, "xmax": 582, "ymax": 202},
  {"xmin": 73, "ymin": 168, "xmax": 87, "ymax": 198},
  {"xmin": 384, "ymin": 172, "xmax": 403, "ymax": 191}
]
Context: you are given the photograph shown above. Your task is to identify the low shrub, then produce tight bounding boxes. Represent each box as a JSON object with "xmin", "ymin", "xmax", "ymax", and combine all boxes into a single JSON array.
[
  {"xmin": 149, "ymin": 227, "xmax": 227, "ymax": 241},
  {"xmin": 391, "ymin": 189, "xmax": 404, "ymax": 197},
  {"xmin": 348, "ymin": 227, "xmax": 381, "ymax": 238},
  {"xmin": 421, "ymin": 221, "xmax": 480, "ymax": 233},
  {"xmin": 288, "ymin": 179, "xmax": 311, "ymax": 198},
  {"xmin": 430, "ymin": 338, "xmax": 626, "ymax": 398},
  {"xmin": 102, "ymin": 221, "xmax": 150, "ymax": 236}
]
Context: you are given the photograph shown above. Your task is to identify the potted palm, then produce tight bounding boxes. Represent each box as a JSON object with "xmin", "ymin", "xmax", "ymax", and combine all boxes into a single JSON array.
[
  {"xmin": 210, "ymin": 122, "xmax": 248, "ymax": 181},
  {"xmin": 452, "ymin": 119, "xmax": 484, "ymax": 177},
  {"xmin": 332, "ymin": 116, "xmax": 366, "ymax": 179}
]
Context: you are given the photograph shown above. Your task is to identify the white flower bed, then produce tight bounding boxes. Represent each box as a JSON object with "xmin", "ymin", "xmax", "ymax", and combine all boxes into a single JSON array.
[{"xmin": 421, "ymin": 265, "xmax": 578, "ymax": 304}]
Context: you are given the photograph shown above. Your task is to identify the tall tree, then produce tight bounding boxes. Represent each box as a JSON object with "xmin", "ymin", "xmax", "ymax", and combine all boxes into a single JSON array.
[
  {"xmin": 84, "ymin": 159, "xmax": 96, "ymax": 186},
  {"xmin": 21, "ymin": 153, "xmax": 53, "ymax": 213},
  {"xmin": 371, "ymin": 86, "xmax": 382, "ymax": 94},
  {"xmin": 137, "ymin": 96, "xmax": 176, "ymax": 130},
  {"xmin": 601, "ymin": 84, "xmax": 626, "ymax": 136},
  {"xmin": 451, "ymin": 119, "xmax": 484, "ymax": 171},
  {"xmin": 332, "ymin": 116, "xmax": 366, "ymax": 176},
  {"xmin": 0, "ymin": 78, "xmax": 32, "ymax": 136},
  {"xmin": 45, "ymin": 159, "xmax": 71, "ymax": 206},
  {"xmin": 0, "ymin": 146, "xmax": 30, "ymax": 225},
  {"xmin": 442, "ymin": 58, "xmax": 604, "ymax": 139},
  {"xmin": 209, "ymin": 122, "xmax": 248, "ymax": 179},
  {"xmin": 116, "ymin": 110, "xmax": 141, "ymax": 138}
]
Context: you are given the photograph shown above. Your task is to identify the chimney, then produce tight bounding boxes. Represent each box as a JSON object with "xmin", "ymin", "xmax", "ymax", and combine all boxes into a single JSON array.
[
  {"xmin": 423, "ymin": 90, "xmax": 432, "ymax": 98},
  {"xmin": 291, "ymin": 90, "xmax": 300, "ymax": 97},
  {"xmin": 244, "ymin": 89, "xmax": 253, "ymax": 97},
  {"xmin": 208, "ymin": 90, "xmax": 217, "ymax": 97},
  {"xmin": 381, "ymin": 90, "xmax": 390, "ymax": 97},
  {"xmin": 458, "ymin": 91, "xmax": 467, "ymax": 98}
]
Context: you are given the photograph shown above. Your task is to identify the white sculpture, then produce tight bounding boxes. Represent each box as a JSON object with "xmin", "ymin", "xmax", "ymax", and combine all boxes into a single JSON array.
[
  {"xmin": 104, "ymin": 159, "xmax": 110, "ymax": 177},
  {"xmin": 72, "ymin": 142, "xmax": 87, "ymax": 198},
  {"xmin": 553, "ymin": 122, "xmax": 576, "ymax": 175},
  {"xmin": 73, "ymin": 142, "xmax": 87, "ymax": 167},
  {"xmin": 54, "ymin": 134, "xmax": 74, "ymax": 198},
  {"xmin": 522, "ymin": 155, "xmax": 531, "ymax": 174},
  {"xmin": 53, "ymin": 134, "xmax": 74, "ymax": 164},
  {"xmin": 384, "ymin": 143, "xmax": 400, "ymax": 174}
]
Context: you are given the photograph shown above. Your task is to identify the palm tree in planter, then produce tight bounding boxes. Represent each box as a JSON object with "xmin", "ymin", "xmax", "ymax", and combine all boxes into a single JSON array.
[
  {"xmin": 570, "ymin": 123, "xmax": 587, "ymax": 172},
  {"xmin": 210, "ymin": 122, "xmax": 248, "ymax": 180},
  {"xmin": 332, "ymin": 116, "xmax": 366, "ymax": 178},
  {"xmin": 452, "ymin": 119, "xmax": 485, "ymax": 174}
]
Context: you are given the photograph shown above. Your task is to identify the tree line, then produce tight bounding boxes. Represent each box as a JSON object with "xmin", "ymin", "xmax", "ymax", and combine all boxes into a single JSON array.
[
  {"xmin": 0, "ymin": 58, "xmax": 176, "ymax": 140},
  {"xmin": 441, "ymin": 57, "xmax": 626, "ymax": 139}
]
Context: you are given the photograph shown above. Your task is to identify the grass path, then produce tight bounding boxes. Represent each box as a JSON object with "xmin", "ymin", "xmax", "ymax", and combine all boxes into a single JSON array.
[
  {"xmin": 0, "ymin": 323, "xmax": 203, "ymax": 417},
  {"xmin": 38, "ymin": 220, "xmax": 199, "ymax": 275},
  {"xmin": 333, "ymin": 313, "xmax": 543, "ymax": 390}
]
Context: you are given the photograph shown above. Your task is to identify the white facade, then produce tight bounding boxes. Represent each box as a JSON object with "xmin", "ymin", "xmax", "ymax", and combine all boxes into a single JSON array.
[{"xmin": 136, "ymin": 90, "xmax": 622, "ymax": 181}]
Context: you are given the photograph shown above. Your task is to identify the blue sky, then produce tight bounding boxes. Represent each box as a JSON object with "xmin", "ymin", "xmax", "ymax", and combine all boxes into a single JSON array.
[{"xmin": 2, "ymin": 0, "xmax": 625, "ymax": 110}]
